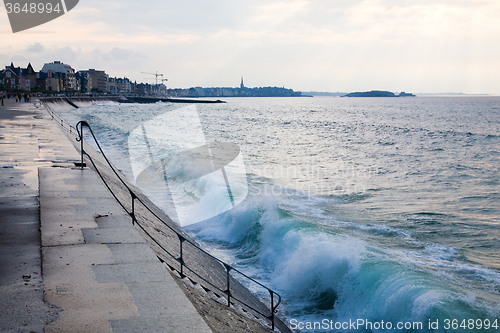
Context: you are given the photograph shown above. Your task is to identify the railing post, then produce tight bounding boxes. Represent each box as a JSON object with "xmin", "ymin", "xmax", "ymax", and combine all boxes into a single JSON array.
[
  {"xmin": 224, "ymin": 264, "xmax": 231, "ymax": 306},
  {"xmin": 270, "ymin": 289, "xmax": 275, "ymax": 330},
  {"xmin": 79, "ymin": 122, "xmax": 84, "ymax": 169},
  {"xmin": 178, "ymin": 235, "xmax": 185, "ymax": 278},
  {"xmin": 130, "ymin": 190, "xmax": 136, "ymax": 225},
  {"xmin": 75, "ymin": 121, "xmax": 88, "ymax": 169}
]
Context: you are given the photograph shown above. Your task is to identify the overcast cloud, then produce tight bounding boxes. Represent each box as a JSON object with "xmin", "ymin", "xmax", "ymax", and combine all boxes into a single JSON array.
[{"xmin": 1, "ymin": 0, "xmax": 499, "ymax": 93}]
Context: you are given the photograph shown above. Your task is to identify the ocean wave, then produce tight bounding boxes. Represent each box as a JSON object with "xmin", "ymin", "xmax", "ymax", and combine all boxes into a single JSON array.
[{"xmin": 185, "ymin": 191, "xmax": 500, "ymax": 330}]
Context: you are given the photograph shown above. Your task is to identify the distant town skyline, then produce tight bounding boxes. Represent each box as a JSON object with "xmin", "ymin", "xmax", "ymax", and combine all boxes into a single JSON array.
[
  {"xmin": 1, "ymin": 0, "xmax": 500, "ymax": 94},
  {"xmin": 2, "ymin": 60, "xmax": 304, "ymax": 98}
]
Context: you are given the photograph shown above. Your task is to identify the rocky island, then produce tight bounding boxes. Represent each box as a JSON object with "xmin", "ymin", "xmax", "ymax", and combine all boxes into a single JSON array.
[{"xmin": 343, "ymin": 90, "xmax": 415, "ymax": 97}]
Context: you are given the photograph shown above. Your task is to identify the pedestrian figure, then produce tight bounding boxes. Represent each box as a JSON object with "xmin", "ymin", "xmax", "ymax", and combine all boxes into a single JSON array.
[{"xmin": 15, "ymin": 94, "xmax": 18, "ymax": 102}]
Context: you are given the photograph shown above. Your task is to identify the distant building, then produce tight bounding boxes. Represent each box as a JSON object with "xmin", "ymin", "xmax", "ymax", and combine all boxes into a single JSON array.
[
  {"xmin": 157, "ymin": 84, "xmax": 167, "ymax": 96},
  {"xmin": 136, "ymin": 83, "xmax": 153, "ymax": 96},
  {"xmin": 1, "ymin": 62, "xmax": 31, "ymax": 91},
  {"xmin": 75, "ymin": 71, "xmax": 92, "ymax": 93},
  {"xmin": 1, "ymin": 67, "xmax": 19, "ymax": 90},
  {"xmin": 116, "ymin": 77, "xmax": 132, "ymax": 94},
  {"xmin": 37, "ymin": 71, "xmax": 63, "ymax": 92},
  {"xmin": 40, "ymin": 61, "xmax": 76, "ymax": 91},
  {"xmin": 194, "ymin": 87, "xmax": 205, "ymax": 97},
  {"xmin": 79, "ymin": 69, "xmax": 108, "ymax": 93},
  {"xmin": 25, "ymin": 63, "xmax": 37, "ymax": 89},
  {"xmin": 131, "ymin": 81, "xmax": 138, "ymax": 95},
  {"xmin": 107, "ymin": 77, "xmax": 117, "ymax": 94}
]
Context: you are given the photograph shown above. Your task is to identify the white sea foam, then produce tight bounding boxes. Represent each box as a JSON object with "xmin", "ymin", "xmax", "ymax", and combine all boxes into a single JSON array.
[
  {"xmin": 186, "ymin": 193, "xmax": 498, "ymax": 327},
  {"xmin": 92, "ymin": 101, "xmax": 120, "ymax": 106}
]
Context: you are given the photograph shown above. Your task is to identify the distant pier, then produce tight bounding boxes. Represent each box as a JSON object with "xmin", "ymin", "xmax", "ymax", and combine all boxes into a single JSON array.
[{"xmin": 123, "ymin": 97, "xmax": 226, "ymax": 104}]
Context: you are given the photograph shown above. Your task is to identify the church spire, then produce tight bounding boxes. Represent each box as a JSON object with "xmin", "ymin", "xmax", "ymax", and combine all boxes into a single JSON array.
[{"xmin": 240, "ymin": 77, "xmax": 244, "ymax": 89}]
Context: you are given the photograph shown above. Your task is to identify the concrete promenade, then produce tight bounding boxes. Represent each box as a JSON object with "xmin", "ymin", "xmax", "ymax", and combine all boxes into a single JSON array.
[{"xmin": 0, "ymin": 98, "xmax": 212, "ymax": 332}]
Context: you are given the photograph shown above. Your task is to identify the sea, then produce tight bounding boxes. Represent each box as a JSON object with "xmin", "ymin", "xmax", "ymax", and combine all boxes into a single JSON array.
[{"xmin": 51, "ymin": 96, "xmax": 500, "ymax": 332}]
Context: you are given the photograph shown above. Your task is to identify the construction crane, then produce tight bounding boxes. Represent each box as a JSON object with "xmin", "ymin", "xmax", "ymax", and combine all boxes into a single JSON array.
[
  {"xmin": 142, "ymin": 71, "xmax": 168, "ymax": 97},
  {"xmin": 141, "ymin": 71, "xmax": 164, "ymax": 86}
]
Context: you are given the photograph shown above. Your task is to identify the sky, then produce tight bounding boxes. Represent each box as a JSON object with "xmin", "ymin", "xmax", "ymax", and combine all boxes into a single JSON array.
[{"xmin": 1, "ymin": 0, "xmax": 500, "ymax": 94}]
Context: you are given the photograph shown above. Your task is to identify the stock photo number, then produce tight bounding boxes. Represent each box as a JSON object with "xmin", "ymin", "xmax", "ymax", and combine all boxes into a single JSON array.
[
  {"xmin": 5, "ymin": 2, "xmax": 63, "ymax": 14},
  {"xmin": 5, "ymin": 2, "xmax": 62, "ymax": 14},
  {"xmin": 443, "ymin": 319, "xmax": 498, "ymax": 331}
]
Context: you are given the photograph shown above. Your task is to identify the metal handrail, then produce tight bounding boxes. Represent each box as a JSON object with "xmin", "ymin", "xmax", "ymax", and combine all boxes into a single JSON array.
[{"xmin": 74, "ymin": 120, "xmax": 283, "ymax": 330}]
